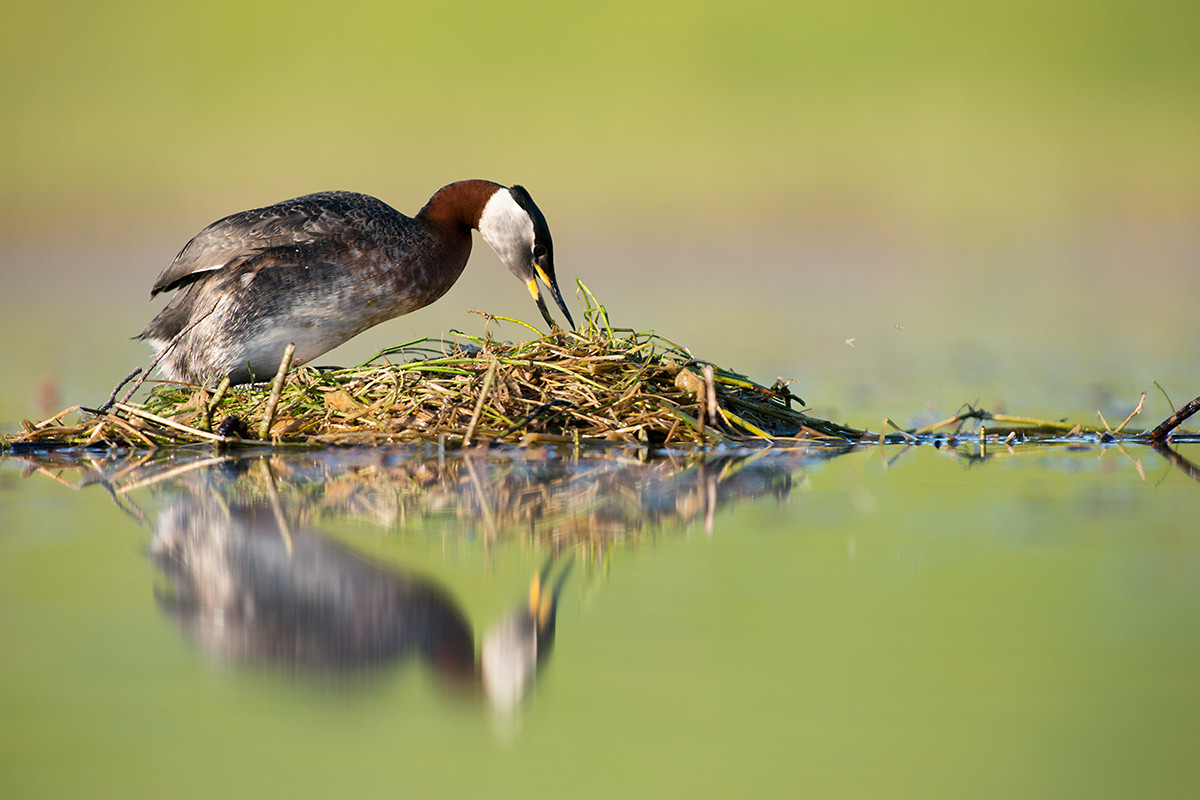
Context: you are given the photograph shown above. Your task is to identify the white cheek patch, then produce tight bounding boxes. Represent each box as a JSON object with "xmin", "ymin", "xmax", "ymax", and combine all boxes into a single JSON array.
[{"xmin": 478, "ymin": 189, "xmax": 534, "ymax": 276}]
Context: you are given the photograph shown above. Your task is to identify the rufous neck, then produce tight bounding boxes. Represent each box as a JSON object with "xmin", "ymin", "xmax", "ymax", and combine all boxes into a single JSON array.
[{"xmin": 416, "ymin": 180, "xmax": 504, "ymax": 233}]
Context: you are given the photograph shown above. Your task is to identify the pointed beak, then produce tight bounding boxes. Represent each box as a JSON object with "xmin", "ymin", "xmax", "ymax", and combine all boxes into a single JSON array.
[{"xmin": 528, "ymin": 266, "xmax": 576, "ymax": 331}]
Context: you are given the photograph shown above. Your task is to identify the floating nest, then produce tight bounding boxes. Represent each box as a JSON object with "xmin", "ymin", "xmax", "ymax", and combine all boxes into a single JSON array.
[
  {"xmin": 6, "ymin": 288, "xmax": 867, "ymax": 450},
  {"xmin": 7, "ymin": 286, "xmax": 1198, "ymax": 452}
]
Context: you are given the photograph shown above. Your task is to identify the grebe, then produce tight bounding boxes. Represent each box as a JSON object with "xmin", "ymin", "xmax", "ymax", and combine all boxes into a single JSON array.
[{"xmin": 138, "ymin": 180, "xmax": 574, "ymax": 385}]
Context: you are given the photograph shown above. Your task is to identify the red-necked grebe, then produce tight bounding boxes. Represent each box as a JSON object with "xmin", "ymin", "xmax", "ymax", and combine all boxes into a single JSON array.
[{"xmin": 138, "ymin": 180, "xmax": 574, "ymax": 385}]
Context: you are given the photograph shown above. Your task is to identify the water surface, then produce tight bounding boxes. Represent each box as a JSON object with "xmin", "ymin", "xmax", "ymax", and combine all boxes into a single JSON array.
[{"xmin": 3, "ymin": 441, "xmax": 1198, "ymax": 798}]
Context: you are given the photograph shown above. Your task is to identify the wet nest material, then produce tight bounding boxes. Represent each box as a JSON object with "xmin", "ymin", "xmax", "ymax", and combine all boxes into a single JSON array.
[{"xmin": 8, "ymin": 290, "xmax": 867, "ymax": 449}]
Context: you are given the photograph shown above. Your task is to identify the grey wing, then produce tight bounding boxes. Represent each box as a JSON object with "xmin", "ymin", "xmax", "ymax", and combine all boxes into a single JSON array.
[{"xmin": 149, "ymin": 192, "xmax": 406, "ymax": 296}]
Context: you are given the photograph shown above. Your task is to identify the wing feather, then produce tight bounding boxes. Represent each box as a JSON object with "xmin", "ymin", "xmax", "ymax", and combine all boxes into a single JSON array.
[{"xmin": 149, "ymin": 192, "xmax": 405, "ymax": 296}]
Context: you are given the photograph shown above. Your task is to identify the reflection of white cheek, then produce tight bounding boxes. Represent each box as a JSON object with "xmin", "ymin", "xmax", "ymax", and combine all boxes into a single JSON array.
[{"xmin": 481, "ymin": 614, "xmax": 538, "ymax": 713}]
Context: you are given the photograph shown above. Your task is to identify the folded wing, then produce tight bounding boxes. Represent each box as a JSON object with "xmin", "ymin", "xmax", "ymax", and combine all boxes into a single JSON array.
[{"xmin": 149, "ymin": 192, "xmax": 402, "ymax": 297}]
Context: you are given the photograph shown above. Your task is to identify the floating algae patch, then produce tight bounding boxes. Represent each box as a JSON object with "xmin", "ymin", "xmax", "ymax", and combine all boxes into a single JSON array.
[{"xmin": 7, "ymin": 290, "xmax": 867, "ymax": 450}]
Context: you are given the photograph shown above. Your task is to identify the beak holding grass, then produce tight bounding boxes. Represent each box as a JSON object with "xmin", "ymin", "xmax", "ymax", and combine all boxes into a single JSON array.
[{"xmin": 528, "ymin": 271, "xmax": 576, "ymax": 331}]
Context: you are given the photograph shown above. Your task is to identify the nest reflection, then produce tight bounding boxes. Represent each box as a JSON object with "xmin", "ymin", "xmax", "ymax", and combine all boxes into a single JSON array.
[{"xmin": 209, "ymin": 447, "xmax": 815, "ymax": 546}]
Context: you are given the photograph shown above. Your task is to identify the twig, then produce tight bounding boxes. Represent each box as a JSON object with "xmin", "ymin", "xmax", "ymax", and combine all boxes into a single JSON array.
[
  {"xmin": 1153, "ymin": 381, "xmax": 1175, "ymax": 414},
  {"xmin": 99, "ymin": 413, "xmax": 159, "ymax": 449},
  {"xmin": 1113, "ymin": 392, "xmax": 1145, "ymax": 435},
  {"xmin": 83, "ymin": 419, "xmax": 110, "ymax": 446},
  {"xmin": 96, "ymin": 369, "xmax": 142, "ymax": 415},
  {"xmin": 702, "ymin": 365, "xmax": 718, "ymax": 425},
  {"xmin": 258, "ymin": 343, "xmax": 295, "ymax": 439},
  {"xmin": 200, "ymin": 377, "xmax": 231, "ymax": 432},
  {"xmin": 463, "ymin": 357, "xmax": 499, "ymax": 446},
  {"xmin": 913, "ymin": 408, "xmax": 1086, "ymax": 436},
  {"xmin": 32, "ymin": 405, "xmax": 85, "ymax": 430},
  {"xmin": 469, "ymin": 310, "xmax": 543, "ymax": 336},
  {"xmin": 882, "ymin": 418, "xmax": 919, "ymax": 444},
  {"xmin": 113, "ymin": 403, "xmax": 233, "ymax": 443},
  {"xmin": 1145, "ymin": 393, "xmax": 1200, "ymax": 442},
  {"xmin": 716, "ymin": 406, "xmax": 772, "ymax": 439}
]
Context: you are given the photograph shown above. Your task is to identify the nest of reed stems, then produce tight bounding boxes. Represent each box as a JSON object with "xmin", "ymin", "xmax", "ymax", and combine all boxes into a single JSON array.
[{"xmin": 9, "ymin": 285, "xmax": 868, "ymax": 450}]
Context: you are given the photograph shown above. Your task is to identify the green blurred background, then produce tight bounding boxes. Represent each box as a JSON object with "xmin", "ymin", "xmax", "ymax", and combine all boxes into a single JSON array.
[
  {"xmin": 2, "ymin": 0, "xmax": 1199, "ymax": 426},
  {"xmin": 4, "ymin": 0, "xmax": 1198, "ymax": 231}
]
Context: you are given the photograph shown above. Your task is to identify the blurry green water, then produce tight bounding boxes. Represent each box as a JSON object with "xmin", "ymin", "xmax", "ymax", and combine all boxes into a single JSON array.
[{"xmin": 2, "ymin": 443, "xmax": 1198, "ymax": 798}]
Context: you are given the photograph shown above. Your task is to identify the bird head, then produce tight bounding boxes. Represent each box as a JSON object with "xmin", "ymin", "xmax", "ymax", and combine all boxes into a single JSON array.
[{"xmin": 477, "ymin": 185, "xmax": 575, "ymax": 331}]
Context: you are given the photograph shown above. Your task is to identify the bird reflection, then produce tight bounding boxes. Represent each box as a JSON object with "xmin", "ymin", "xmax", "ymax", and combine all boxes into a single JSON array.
[
  {"xmin": 13, "ymin": 445, "xmax": 818, "ymax": 711},
  {"xmin": 150, "ymin": 492, "xmax": 564, "ymax": 709}
]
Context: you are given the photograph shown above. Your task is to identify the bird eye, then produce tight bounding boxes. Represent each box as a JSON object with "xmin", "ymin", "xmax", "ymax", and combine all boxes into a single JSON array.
[{"xmin": 533, "ymin": 244, "xmax": 547, "ymax": 258}]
